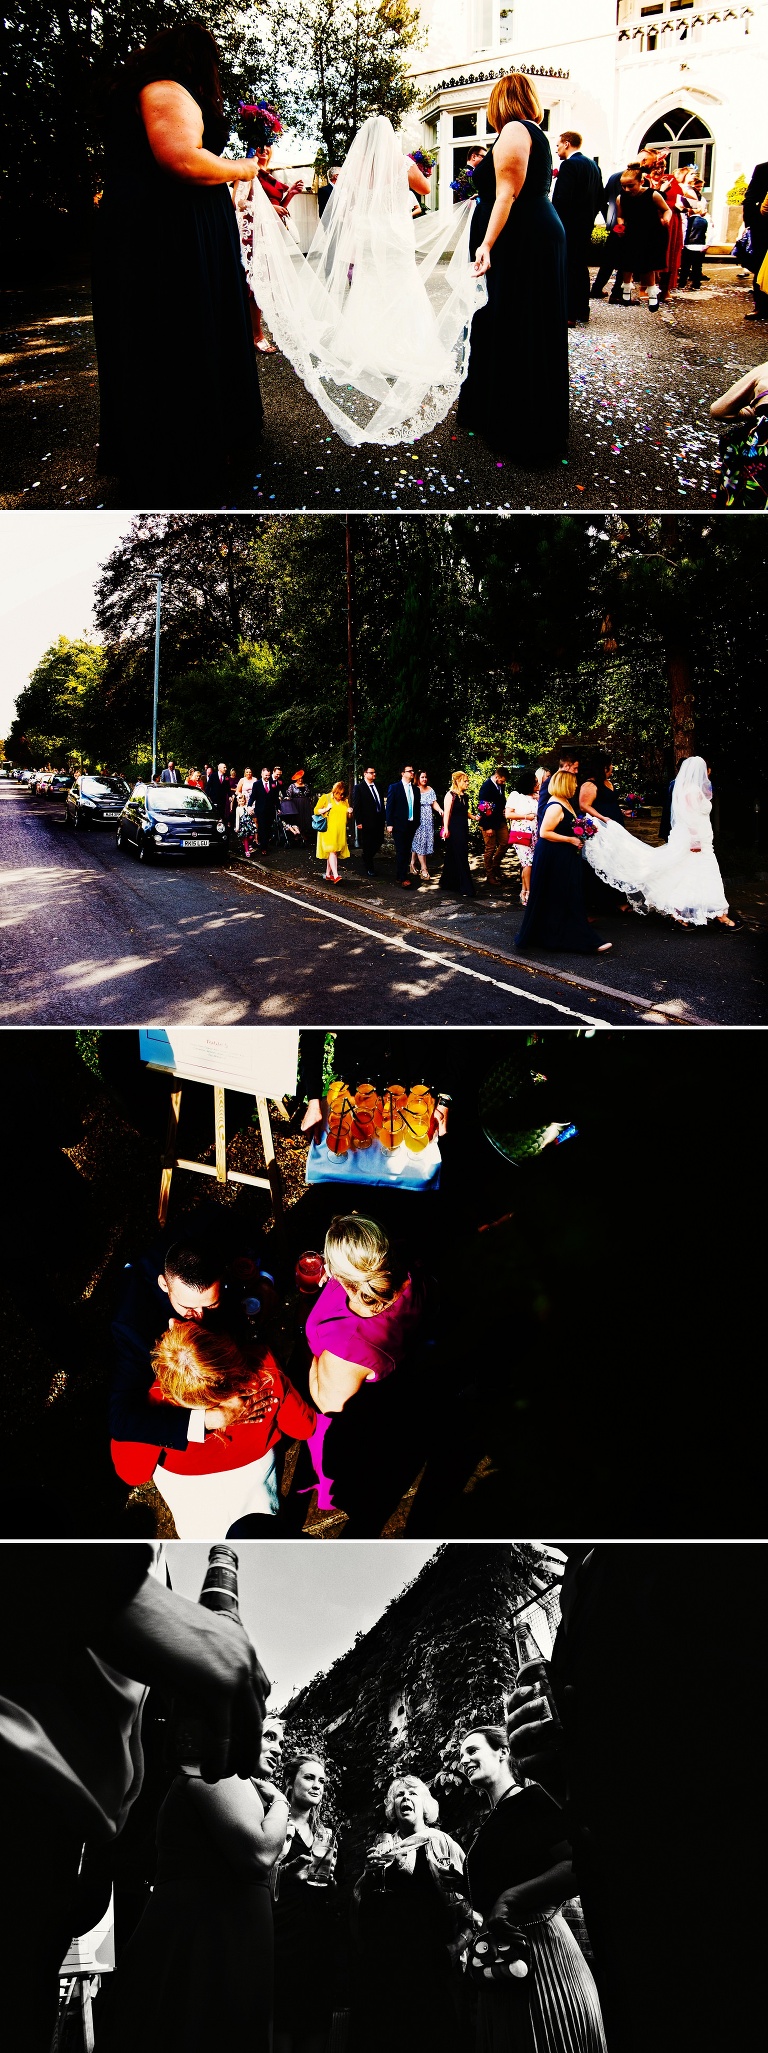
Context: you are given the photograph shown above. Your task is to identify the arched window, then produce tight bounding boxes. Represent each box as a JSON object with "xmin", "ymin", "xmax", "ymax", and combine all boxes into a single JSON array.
[{"xmin": 640, "ymin": 107, "xmax": 714, "ymax": 187}]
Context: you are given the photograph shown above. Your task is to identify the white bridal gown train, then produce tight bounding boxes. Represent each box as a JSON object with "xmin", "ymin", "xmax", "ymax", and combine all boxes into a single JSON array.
[
  {"xmin": 235, "ymin": 115, "xmax": 487, "ymax": 446},
  {"xmin": 584, "ymin": 757, "xmax": 730, "ymax": 926}
]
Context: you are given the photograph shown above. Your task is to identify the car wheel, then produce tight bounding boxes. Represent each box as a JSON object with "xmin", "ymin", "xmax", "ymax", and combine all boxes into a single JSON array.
[
  {"xmin": 138, "ymin": 834, "xmax": 154, "ymax": 864},
  {"xmin": 74, "ymin": 809, "xmax": 86, "ymax": 830},
  {"xmin": 116, "ymin": 824, "xmax": 126, "ymax": 851},
  {"xmin": 64, "ymin": 807, "xmax": 73, "ymax": 829}
]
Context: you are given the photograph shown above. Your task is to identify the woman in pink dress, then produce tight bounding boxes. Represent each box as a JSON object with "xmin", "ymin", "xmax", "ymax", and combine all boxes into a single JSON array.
[{"xmin": 302, "ymin": 1215, "xmax": 426, "ymax": 1533}]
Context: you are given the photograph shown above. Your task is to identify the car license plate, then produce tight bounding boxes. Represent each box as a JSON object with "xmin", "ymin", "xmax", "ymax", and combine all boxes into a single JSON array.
[{"xmin": 181, "ymin": 838, "xmax": 211, "ymax": 847}]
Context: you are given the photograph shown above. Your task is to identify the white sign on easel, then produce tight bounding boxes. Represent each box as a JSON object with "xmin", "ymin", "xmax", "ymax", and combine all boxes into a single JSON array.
[{"xmin": 139, "ymin": 1029, "xmax": 299, "ymax": 1224}]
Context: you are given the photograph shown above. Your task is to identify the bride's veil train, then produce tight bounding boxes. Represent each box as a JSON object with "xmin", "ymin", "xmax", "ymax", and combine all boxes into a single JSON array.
[
  {"xmin": 584, "ymin": 756, "xmax": 729, "ymax": 925},
  {"xmin": 236, "ymin": 114, "xmax": 487, "ymax": 446}
]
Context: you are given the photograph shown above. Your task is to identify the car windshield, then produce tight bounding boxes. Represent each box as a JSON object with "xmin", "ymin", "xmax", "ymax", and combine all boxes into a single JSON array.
[
  {"xmin": 147, "ymin": 788, "xmax": 214, "ymax": 815},
  {"xmin": 82, "ymin": 777, "xmax": 130, "ymax": 797}
]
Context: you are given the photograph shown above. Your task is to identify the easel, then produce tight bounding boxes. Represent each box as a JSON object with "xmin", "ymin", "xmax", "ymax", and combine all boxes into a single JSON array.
[
  {"xmin": 54, "ymin": 1973, "xmax": 96, "ymax": 2050},
  {"xmin": 154, "ymin": 1075, "xmax": 283, "ymax": 1226}
]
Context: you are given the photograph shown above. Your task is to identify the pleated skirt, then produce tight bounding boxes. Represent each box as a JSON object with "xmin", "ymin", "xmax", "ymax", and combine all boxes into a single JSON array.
[{"xmin": 475, "ymin": 1911, "xmax": 606, "ymax": 2053}]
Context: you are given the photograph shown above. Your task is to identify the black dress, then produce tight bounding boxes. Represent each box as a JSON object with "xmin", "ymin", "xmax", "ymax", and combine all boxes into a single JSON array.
[
  {"xmin": 349, "ymin": 1841, "xmax": 466, "ymax": 2053},
  {"xmin": 619, "ymin": 188, "xmax": 667, "ymax": 277},
  {"xmin": 458, "ymin": 124, "xmax": 568, "ymax": 462},
  {"xmin": 466, "ymin": 1785, "xmax": 606, "ymax": 2053},
  {"xmin": 440, "ymin": 793, "xmax": 474, "ymax": 896},
  {"xmin": 516, "ymin": 806, "xmax": 603, "ymax": 953},
  {"xmin": 99, "ymin": 1774, "xmax": 273, "ymax": 2053},
  {"xmin": 92, "ymin": 61, "xmax": 262, "ymax": 495},
  {"xmin": 273, "ymin": 1827, "xmax": 337, "ymax": 2041}
]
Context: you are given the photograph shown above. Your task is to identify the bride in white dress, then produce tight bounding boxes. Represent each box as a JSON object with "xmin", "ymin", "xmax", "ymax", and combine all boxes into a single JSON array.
[
  {"xmin": 234, "ymin": 114, "xmax": 486, "ymax": 446},
  {"xmin": 583, "ymin": 756, "xmax": 742, "ymax": 929}
]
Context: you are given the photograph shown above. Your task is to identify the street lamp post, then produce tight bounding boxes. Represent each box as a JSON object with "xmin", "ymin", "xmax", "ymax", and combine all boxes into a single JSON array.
[{"xmin": 150, "ymin": 576, "xmax": 162, "ymax": 779}]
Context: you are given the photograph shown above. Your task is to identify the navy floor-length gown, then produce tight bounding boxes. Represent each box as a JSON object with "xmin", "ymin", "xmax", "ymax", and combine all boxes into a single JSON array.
[
  {"xmin": 516, "ymin": 808, "xmax": 603, "ymax": 953},
  {"xmin": 458, "ymin": 122, "xmax": 568, "ymax": 462},
  {"xmin": 92, "ymin": 61, "xmax": 262, "ymax": 495},
  {"xmin": 439, "ymin": 794, "xmax": 475, "ymax": 896}
]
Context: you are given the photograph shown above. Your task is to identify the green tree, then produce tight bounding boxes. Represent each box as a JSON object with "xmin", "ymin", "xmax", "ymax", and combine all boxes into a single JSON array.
[
  {"xmin": 247, "ymin": 0, "xmax": 422, "ymax": 163},
  {"xmin": 5, "ymin": 636, "xmax": 106, "ymax": 763}
]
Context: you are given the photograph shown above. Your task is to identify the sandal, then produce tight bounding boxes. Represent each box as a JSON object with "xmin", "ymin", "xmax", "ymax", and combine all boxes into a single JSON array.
[
  {"xmin": 255, "ymin": 338, "xmax": 278, "ymax": 354},
  {"xmin": 718, "ymin": 914, "xmax": 744, "ymax": 931}
]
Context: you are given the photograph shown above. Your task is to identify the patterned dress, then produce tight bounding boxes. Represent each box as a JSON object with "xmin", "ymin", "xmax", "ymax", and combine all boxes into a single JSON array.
[{"xmin": 411, "ymin": 786, "xmax": 439, "ymax": 855}]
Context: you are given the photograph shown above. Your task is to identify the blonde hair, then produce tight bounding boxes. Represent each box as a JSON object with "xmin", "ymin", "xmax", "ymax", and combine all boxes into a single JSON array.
[
  {"xmin": 323, "ymin": 1215, "xmax": 403, "ymax": 1309},
  {"xmin": 332, "ymin": 779, "xmax": 347, "ymax": 801},
  {"xmin": 549, "ymin": 771, "xmax": 577, "ymax": 801},
  {"xmin": 151, "ymin": 1321, "xmax": 274, "ymax": 1412},
  {"xmin": 450, "ymin": 770, "xmax": 469, "ymax": 795},
  {"xmin": 385, "ymin": 1775, "xmax": 439, "ymax": 1829},
  {"xmin": 487, "ymin": 72, "xmax": 543, "ymax": 132}
]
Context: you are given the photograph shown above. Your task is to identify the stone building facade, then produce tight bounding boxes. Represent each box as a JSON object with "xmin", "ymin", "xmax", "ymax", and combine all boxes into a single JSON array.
[
  {"xmin": 404, "ymin": 0, "xmax": 765, "ymax": 240},
  {"xmin": 279, "ymin": 1543, "xmax": 564, "ymax": 1860}
]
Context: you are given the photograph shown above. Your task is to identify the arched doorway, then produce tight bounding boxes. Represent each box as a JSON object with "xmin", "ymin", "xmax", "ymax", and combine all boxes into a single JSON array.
[{"xmin": 639, "ymin": 107, "xmax": 714, "ymax": 190}]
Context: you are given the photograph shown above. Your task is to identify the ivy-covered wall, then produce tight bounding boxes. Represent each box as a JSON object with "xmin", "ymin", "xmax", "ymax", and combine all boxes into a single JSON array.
[{"xmin": 279, "ymin": 1544, "xmax": 563, "ymax": 1864}]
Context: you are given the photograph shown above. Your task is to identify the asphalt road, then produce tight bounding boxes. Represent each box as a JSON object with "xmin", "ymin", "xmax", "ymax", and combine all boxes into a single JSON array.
[
  {"xmin": 1, "ymin": 265, "xmax": 763, "ymax": 511},
  {"xmin": 2, "ymin": 784, "xmax": 764, "ymax": 1024}
]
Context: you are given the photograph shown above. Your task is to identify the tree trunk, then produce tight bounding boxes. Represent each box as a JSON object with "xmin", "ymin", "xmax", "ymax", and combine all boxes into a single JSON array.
[{"xmin": 666, "ymin": 645, "xmax": 695, "ymax": 765}]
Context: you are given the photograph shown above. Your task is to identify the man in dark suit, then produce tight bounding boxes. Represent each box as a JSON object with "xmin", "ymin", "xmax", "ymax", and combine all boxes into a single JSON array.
[
  {"xmin": 252, "ymin": 766, "xmax": 277, "ymax": 852},
  {"xmin": 353, "ymin": 765, "xmax": 385, "ymax": 876},
  {"xmin": 205, "ymin": 760, "xmax": 229, "ymax": 815},
  {"xmin": 160, "ymin": 758, "xmax": 181, "ymax": 785},
  {"xmin": 318, "ymin": 168, "xmax": 340, "ymax": 217},
  {"xmin": 385, "ymin": 763, "xmax": 421, "ymax": 887},
  {"xmin": 537, "ymin": 745, "xmax": 585, "ymax": 825},
  {"xmin": 743, "ymin": 159, "xmax": 768, "ymax": 320},
  {"xmin": 110, "ymin": 1224, "xmax": 276, "ymax": 1450},
  {"xmin": 553, "ymin": 132, "xmax": 603, "ymax": 323}
]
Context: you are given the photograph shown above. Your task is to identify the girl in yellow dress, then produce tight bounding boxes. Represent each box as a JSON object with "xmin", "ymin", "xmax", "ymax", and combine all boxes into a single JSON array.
[{"xmin": 315, "ymin": 779, "xmax": 353, "ymax": 881}]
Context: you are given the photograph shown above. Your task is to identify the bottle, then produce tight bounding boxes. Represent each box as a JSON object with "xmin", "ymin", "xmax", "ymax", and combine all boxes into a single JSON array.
[
  {"xmin": 172, "ymin": 1546, "xmax": 244, "ymax": 1769},
  {"xmin": 512, "ymin": 1618, "xmax": 562, "ymax": 1749}
]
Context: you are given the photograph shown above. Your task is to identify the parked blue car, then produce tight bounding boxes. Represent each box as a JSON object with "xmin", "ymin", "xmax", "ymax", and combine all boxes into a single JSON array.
[{"xmin": 115, "ymin": 782, "xmax": 227, "ymax": 864}]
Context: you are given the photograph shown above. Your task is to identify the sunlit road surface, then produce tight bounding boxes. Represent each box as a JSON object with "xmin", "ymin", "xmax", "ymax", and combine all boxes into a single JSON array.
[{"xmin": 1, "ymin": 786, "xmax": 763, "ymax": 1026}]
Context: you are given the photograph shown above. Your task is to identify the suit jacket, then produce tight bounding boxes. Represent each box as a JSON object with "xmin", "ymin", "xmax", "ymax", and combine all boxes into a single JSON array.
[
  {"xmin": 385, "ymin": 780, "xmax": 421, "ymax": 831},
  {"xmin": 353, "ymin": 779, "xmax": 385, "ymax": 836},
  {"xmin": 205, "ymin": 771, "xmax": 228, "ymax": 815},
  {"xmin": 601, "ymin": 169, "xmax": 623, "ymax": 231},
  {"xmin": 252, "ymin": 780, "xmax": 277, "ymax": 828},
  {"xmin": 160, "ymin": 767, "xmax": 180, "ymax": 784},
  {"xmin": 553, "ymin": 152, "xmax": 603, "ymax": 237}
]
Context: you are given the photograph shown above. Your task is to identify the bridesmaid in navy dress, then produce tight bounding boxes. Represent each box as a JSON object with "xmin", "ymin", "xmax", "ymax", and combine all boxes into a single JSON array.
[
  {"xmin": 458, "ymin": 73, "xmax": 568, "ymax": 464},
  {"xmin": 516, "ymin": 773, "xmax": 612, "ymax": 954}
]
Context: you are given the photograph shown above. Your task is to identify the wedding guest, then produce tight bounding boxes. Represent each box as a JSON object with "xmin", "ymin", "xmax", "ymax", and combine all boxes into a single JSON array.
[
  {"xmin": 236, "ymin": 765, "xmax": 258, "ymax": 851},
  {"xmin": 186, "ymin": 767, "xmax": 206, "ymax": 790},
  {"xmin": 648, "ymin": 158, "xmax": 684, "ymax": 299},
  {"xmin": 385, "ymin": 764, "xmax": 422, "ymax": 887},
  {"xmin": 160, "ymin": 758, "xmax": 181, "ymax": 785},
  {"xmin": 743, "ymin": 157, "xmax": 768, "ymax": 320},
  {"xmin": 253, "ymin": 766, "xmax": 278, "ymax": 852},
  {"xmin": 439, "ymin": 770, "xmax": 475, "ymax": 898},
  {"xmin": 552, "ymin": 132, "xmax": 602, "ymax": 325},
  {"xmin": 353, "ymin": 765, "xmax": 386, "ymax": 876},
  {"xmin": 410, "ymin": 770, "xmax": 443, "ymax": 879},
  {"xmin": 578, "ymin": 754, "xmax": 629, "ymax": 914},
  {"xmin": 1, "ymin": 1543, "xmax": 269, "ymax": 2053},
  {"xmin": 110, "ymin": 1225, "xmax": 276, "ymax": 1451},
  {"xmin": 504, "ymin": 769, "xmax": 539, "ymax": 904},
  {"xmin": 349, "ymin": 1775, "xmax": 469, "ymax": 2053},
  {"xmin": 315, "ymin": 780, "xmax": 353, "ymax": 882},
  {"xmin": 616, "ymin": 163, "xmax": 671, "ymax": 310},
  {"xmin": 302, "ymin": 1215, "xmax": 427, "ymax": 1531},
  {"xmin": 101, "ymin": 1715, "xmax": 289, "ymax": 2053},
  {"xmin": 136, "ymin": 1320, "xmax": 316, "ymax": 1537},
  {"xmin": 205, "ymin": 761, "xmax": 230, "ymax": 815},
  {"xmin": 92, "ymin": 21, "xmax": 262, "ymax": 496},
  {"xmin": 283, "ymin": 768, "xmax": 314, "ymax": 844},
  {"xmin": 477, "ymin": 765, "xmax": 510, "ymax": 887},
  {"xmin": 516, "ymin": 771, "xmax": 611, "ymax": 954},
  {"xmin": 459, "ymin": 1726, "xmax": 606, "ymax": 2053},
  {"xmin": 273, "ymin": 1754, "xmax": 337, "ymax": 2053},
  {"xmin": 678, "ymin": 180, "xmax": 710, "ymax": 291},
  {"xmin": 458, "ymin": 73, "xmax": 568, "ymax": 463}
]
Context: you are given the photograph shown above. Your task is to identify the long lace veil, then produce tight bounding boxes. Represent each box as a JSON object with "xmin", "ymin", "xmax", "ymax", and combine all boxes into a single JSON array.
[
  {"xmin": 670, "ymin": 756, "xmax": 713, "ymax": 845},
  {"xmin": 236, "ymin": 114, "xmax": 487, "ymax": 446}
]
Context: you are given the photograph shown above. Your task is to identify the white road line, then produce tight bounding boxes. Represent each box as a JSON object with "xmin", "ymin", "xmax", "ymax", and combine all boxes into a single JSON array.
[{"xmin": 231, "ymin": 871, "xmax": 616, "ymax": 1026}]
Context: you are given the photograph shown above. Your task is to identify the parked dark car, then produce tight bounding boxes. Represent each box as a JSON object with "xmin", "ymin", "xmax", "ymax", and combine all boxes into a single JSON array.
[
  {"xmin": 65, "ymin": 773, "xmax": 131, "ymax": 829},
  {"xmin": 48, "ymin": 773, "xmax": 74, "ymax": 798},
  {"xmin": 115, "ymin": 782, "xmax": 227, "ymax": 863}
]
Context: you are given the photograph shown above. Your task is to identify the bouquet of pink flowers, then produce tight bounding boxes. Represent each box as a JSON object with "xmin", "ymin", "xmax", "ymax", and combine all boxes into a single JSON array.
[{"xmin": 572, "ymin": 815, "xmax": 598, "ymax": 842}]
